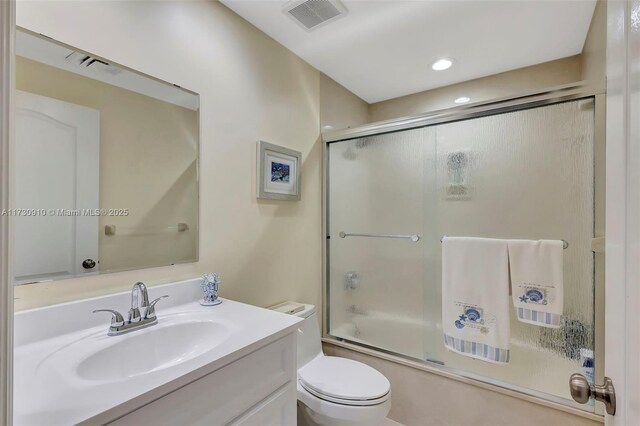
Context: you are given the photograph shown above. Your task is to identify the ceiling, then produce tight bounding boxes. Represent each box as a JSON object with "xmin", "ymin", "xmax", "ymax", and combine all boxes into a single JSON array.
[{"xmin": 220, "ymin": 0, "xmax": 597, "ymax": 103}]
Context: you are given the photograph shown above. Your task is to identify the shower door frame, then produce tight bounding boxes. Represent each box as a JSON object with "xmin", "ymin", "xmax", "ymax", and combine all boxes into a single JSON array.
[
  {"xmin": 321, "ymin": 82, "xmax": 606, "ymax": 417},
  {"xmin": 0, "ymin": 0, "xmax": 15, "ymax": 423},
  {"xmin": 322, "ymin": 82, "xmax": 603, "ymax": 143}
]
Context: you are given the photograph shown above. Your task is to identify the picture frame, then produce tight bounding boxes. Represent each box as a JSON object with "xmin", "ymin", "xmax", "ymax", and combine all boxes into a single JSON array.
[{"xmin": 256, "ymin": 140, "xmax": 302, "ymax": 201}]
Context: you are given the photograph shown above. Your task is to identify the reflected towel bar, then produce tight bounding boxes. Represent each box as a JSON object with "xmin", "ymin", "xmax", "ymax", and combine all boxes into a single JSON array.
[
  {"xmin": 440, "ymin": 235, "xmax": 569, "ymax": 249},
  {"xmin": 339, "ymin": 231, "xmax": 421, "ymax": 242},
  {"xmin": 105, "ymin": 223, "xmax": 189, "ymax": 236}
]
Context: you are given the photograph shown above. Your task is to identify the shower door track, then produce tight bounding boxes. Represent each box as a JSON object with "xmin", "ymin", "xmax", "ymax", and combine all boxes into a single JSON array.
[
  {"xmin": 321, "ymin": 82, "xmax": 606, "ymax": 418},
  {"xmin": 322, "ymin": 81, "xmax": 604, "ymax": 143}
]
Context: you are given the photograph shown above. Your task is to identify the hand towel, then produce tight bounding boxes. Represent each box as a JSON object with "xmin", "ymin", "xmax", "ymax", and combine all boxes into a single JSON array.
[
  {"xmin": 442, "ymin": 237, "xmax": 510, "ymax": 364},
  {"xmin": 508, "ymin": 240, "xmax": 563, "ymax": 328}
]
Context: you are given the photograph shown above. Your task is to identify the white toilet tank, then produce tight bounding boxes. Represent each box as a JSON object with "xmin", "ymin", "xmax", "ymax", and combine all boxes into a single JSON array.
[{"xmin": 293, "ymin": 304, "xmax": 323, "ymax": 369}]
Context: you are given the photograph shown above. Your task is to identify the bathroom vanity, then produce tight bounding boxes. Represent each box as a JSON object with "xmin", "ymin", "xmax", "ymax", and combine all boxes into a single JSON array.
[{"xmin": 13, "ymin": 279, "xmax": 301, "ymax": 425}]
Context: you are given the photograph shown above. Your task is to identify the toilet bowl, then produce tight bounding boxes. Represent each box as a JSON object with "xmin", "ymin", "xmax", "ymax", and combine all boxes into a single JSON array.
[{"xmin": 292, "ymin": 304, "xmax": 391, "ymax": 426}]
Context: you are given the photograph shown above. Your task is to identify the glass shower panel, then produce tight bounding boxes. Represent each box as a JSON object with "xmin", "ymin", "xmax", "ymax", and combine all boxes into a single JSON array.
[
  {"xmin": 328, "ymin": 128, "xmax": 434, "ymax": 359},
  {"xmin": 327, "ymin": 98, "xmax": 596, "ymax": 406},
  {"xmin": 429, "ymin": 99, "xmax": 595, "ymax": 402}
]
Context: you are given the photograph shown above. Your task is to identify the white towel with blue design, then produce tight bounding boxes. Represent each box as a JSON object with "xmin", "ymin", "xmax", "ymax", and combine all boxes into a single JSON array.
[
  {"xmin": 508, "ymin": 240, "xmax": 563, "ymax": 328},
  {"xmin": 442, "ymin": 237, "xmax": 511, "ymax": 364}
]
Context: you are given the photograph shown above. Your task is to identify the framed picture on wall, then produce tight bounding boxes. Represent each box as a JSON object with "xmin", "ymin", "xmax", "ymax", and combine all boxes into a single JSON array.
[{"xmin": 256, "ymin": 140, "xmax": 302, "ymax": 201}]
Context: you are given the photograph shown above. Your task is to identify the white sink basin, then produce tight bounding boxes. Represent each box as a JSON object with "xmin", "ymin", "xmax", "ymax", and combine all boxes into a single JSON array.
[
  {"xmin": 75, "ymin": 319, "xmax": 230, "ymax": 381},
  {"xmin": 37, "ymin": 314, "xmax": 231, "ymax": 384}
]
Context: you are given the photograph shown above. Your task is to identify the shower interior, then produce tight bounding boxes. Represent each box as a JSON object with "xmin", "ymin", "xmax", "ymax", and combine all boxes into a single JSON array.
[{"xmin": 325, "ymin": 97, "xmax": 602, "ymax": 411}]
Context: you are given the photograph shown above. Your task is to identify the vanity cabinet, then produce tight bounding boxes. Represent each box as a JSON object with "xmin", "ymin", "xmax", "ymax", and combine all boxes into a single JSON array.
[
  {"xmin": 14, "ymin": 280, "xmax": 301, "ymax": 425},
  {"xmin": 108, "ymin": 334, "xmax": 297, "ymax": 426}
]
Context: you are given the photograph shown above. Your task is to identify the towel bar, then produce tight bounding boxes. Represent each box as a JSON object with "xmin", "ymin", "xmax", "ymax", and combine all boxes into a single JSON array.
[
  {"xmin": 105, "ymin": 223, "xmax": 189, "ymax": 236},
  {"xmin": 440, "ymin": 235, "xmax": 569, "ymax": 249},
  {"xmin": 339, "ymin": 231, "xmax": 421, "ymax": 242}
]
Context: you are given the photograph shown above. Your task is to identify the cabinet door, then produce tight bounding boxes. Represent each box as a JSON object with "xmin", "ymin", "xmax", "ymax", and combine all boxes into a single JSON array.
[
  {"xmin": 229, "ymin": 385, "xmax": 296, "ymax": 426},
  {"xmin": 109, "ymin": 334, "xmax": 296, "ymax": 426}
]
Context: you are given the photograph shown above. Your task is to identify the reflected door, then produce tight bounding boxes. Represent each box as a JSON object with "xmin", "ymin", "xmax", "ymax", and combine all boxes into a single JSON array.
[{"xmin": 14, "ymin": 91, "xmax": 100, "ymax": 283}]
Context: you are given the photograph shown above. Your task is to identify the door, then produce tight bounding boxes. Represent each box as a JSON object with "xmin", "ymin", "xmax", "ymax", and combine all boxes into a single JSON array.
[
  {"xmin": 0, "ymin": 0, "xmax": 14, "ymax": 423},
  {"xmin": 603, "ymin": 0, "xmax": 640, "ymax": 424},
  {"xmin": 14, "ymin": 90, "xmax": 99, "ymax": 283}
]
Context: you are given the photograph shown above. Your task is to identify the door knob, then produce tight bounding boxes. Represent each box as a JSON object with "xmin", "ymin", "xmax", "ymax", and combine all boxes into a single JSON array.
[
  {"xmin": 569, "ymin": 373, "xmax": 616, "ymax": 415},
  {"xmin": 82, "ymin": 258, "xmax": 96, "ymax": 269}
]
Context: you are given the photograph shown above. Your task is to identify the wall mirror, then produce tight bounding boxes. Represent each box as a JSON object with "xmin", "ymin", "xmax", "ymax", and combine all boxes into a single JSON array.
[{"xmin": 12, "ymin": 28, "xmax": 199, "ymax": 285}]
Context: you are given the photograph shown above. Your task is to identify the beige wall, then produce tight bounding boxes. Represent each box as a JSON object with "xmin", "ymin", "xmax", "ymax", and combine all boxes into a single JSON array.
[
  {"xmin": 320, "ymin": 73, "xmax": 369, "ymax": 130},
  {"xmin": 368, "ymin": 56, "xmax": 583, "ymax": 122},
  {"xmin": 16, "ymin": 56, "xmax": 198, "ymax": 273},
  {"xmin": 583, "ymin": 0, "xmax": 607, "ymax": 386},
  {"xmin": 14, "ymin": 0, "xmax": 322, "ymax": 312},
  {"xmin": 581, "ymin": 0, "xmax": 607, "ymax": 88},
  {"xmin": 324, "ymin": 343, "xmax": 603, "ymax": 426}
]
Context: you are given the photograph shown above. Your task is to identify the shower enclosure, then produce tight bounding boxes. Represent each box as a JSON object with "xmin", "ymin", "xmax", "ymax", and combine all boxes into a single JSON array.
[{"xmin": 324, "ymin": 90, "xmax": 604, "ymax": 412}]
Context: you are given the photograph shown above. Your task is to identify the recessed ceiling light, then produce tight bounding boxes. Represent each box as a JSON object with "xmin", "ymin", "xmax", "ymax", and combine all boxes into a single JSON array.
[
  {"xmin": 454, "ymin": 96, "xmax": 470, "ymax": 104},
  {"xmin": 432, "ymin": 58, "xmax": 454, "ymax": 71}
]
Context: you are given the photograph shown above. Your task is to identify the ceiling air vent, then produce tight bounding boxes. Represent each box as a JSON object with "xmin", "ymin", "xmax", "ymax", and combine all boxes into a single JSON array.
[
  {"xmin": 65, "ymin": 51, "xmax": 122, "ymax": 75},
  {"xmin": 284, "ymin": 0, "xmax": 348, "ymax": 32}
]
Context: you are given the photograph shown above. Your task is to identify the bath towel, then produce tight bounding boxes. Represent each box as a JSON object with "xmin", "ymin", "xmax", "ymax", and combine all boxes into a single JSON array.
[
  {"xmin": 508, "ymin": 240, "xmax": 564, "ymax": 328},
  {"xmin": 442, "ymin": 237, "xmax": 511, "ymax": 364}
]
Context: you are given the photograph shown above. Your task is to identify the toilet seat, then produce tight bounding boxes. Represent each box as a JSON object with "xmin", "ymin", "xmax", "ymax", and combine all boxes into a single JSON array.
[{"xmin": 298, "ymin": 356, "xmax": 390, "ymax": 407}]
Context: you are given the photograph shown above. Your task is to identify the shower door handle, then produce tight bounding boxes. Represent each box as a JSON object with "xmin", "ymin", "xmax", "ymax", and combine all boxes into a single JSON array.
[{"xmin": 569, "ymin": 373, "xmax": 616, "ymax": 415}]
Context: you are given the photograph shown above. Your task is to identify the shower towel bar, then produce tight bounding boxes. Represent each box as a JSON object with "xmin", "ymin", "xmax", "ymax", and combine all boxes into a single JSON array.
[
  {"xmin": 339, "ymin": 231, "xmax": 421, "ymax": 242},
  {"xmin": 440, "ymin": 235, "xmax": 569, "ymax": 249}
]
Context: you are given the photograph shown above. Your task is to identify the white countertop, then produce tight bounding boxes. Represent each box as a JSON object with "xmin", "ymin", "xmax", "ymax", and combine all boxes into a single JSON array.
[{"xmin": 13, "ymin": 279, "xmax": 301, "ymax": 425}]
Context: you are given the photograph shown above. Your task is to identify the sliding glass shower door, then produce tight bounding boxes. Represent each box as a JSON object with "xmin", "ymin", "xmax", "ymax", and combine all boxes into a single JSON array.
[
  {"xmin": 327, "ymin": 99, "xmax": 597, "ymax": 407},
  {"xmin": 328, "ymin": 127, "xmax": 434, "ymax": 360}
]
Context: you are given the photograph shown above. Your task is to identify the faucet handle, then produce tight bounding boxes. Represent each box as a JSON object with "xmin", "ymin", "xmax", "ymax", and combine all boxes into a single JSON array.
[
  {"xmin": 128, "ymin": 307, "xmax": 142, "ymax": 323},
  {"xmin": 93, "ymin": 309, "xmax": 125, "ymax": 327},
  {"xmin": 145, "ymin": 295, "xmax": 169, "ymax": 320}
]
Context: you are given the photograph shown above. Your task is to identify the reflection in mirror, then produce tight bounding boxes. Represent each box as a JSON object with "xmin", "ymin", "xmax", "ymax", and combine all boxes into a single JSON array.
[{"xmin": 13, "ymin": 29, "xmax": 199, "ymax": 285}]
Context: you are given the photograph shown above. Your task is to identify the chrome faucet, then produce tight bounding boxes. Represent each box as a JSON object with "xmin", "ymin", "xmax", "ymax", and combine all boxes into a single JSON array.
[
  {"xmin": 129, "ymin": 282, "xmax": 150, "ymax": 323},
  {"xmin": 93, "ymin": 282, "xmax": 168, "ymax": 336}
]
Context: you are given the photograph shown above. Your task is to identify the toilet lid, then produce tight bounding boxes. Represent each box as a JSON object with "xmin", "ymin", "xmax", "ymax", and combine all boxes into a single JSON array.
[{"xmin": 299, "ymin": 356, "xmax": 390, "ymax": 402}]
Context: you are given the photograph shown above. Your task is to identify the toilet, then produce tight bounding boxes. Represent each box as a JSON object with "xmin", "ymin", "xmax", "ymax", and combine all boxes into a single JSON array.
[{"xmin": 292, "ymin": 304, "xmax": 391, "ymax": 426}]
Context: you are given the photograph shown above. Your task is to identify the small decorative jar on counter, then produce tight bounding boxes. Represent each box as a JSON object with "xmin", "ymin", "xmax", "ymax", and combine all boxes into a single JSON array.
[{"xmin": 200, "ymin": 273, "xmax": 222, "ymax": 306}]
